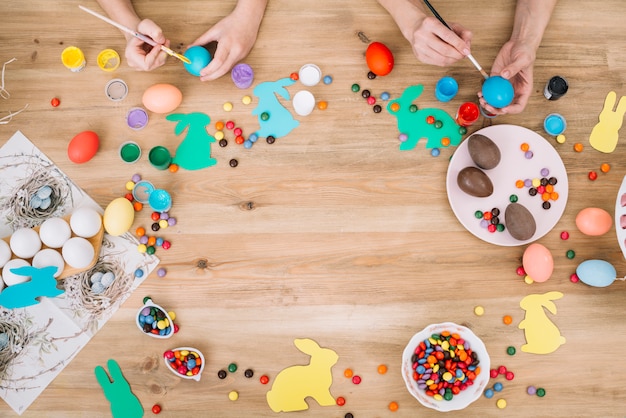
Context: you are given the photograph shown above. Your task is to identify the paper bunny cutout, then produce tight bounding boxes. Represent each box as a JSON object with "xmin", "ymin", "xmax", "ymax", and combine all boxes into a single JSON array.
[
  {"xmin": 518, "ymin": 291, "xmax": 566, "ymax": 354},
  {"xmin": 589, "ymin": 91, "xmax": 626, "ymax": 153},
  {"xmin": 95, "ymin": 359, "xmax": 143, "ymax": 418}
]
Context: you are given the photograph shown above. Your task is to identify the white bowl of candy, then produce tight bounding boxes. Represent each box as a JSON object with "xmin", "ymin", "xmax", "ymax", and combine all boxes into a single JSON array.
[{"xmin": 401, "ymin": 322, "xmax": 490, "ymax": 412}]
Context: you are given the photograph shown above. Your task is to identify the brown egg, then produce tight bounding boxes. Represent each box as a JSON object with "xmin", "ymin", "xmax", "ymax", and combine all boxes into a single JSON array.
[
  {"xmin": 457, "ymin": 166, "xmax": 494, "ymax": 197},
  {"xmin": 467, "ymin": 134, "xmax": 501, "ymax": 170},
  {"xmin": 505, "ymin": 203, "xmax": 536, "ymax": 241}
]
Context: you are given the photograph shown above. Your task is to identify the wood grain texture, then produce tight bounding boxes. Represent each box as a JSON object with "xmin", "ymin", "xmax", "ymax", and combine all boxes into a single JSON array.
[{"xmin": 1, "ymin": 0, "xmax": 626, "ymax": 416}]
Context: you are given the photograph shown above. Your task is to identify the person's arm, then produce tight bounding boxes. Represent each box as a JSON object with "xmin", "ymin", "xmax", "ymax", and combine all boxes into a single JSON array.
[
  {"xmin": 189, "ymin": 0, "xmax": 268, "ymax": 81},
  {"xmin": 480, "ymin": 0, "xmax": 558, "ymax": 115},
  {"xmin": 95, "ymin": 0, "xmax": 169, "ymax": 71},
  {"xmin": 376, "ymin": 0, "xmax": 472, "ymax": 67}
]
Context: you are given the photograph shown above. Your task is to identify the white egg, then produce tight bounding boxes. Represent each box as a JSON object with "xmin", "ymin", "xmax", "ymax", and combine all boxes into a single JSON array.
[
  {"xmin": 0, "ymin": 274, "xmax": 4, "ymax": 291},
  {"xmin": 32, "ymin": 249, "xmax": 65, "ymax": 278},
  {"xmin": 0, "ymin": 240, "xmax": 11, "ymax": 268},
  {"xmin": 2, "ymin": 259, "xmax": 31, "ymax": 286},
  {"xmin": 62, "ymin": 237, "xmax": 95, "ymax": 269},
  {"xmin": 70, "ymin": 207, "xmax": 103, "ymax": 238},
  {"xmin": 10, "ymin": 228, "xmax": 42, "ymax": 259},
  {"xmin": 39, "ymin": 217, "xmax": 72, "ymax": 248}
]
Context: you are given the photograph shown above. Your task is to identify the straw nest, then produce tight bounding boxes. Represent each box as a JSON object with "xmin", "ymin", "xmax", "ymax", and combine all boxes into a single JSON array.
[
  {"xmin": 0, "ymin": 162, "xmax": 73, "ymax": 230},
  {"xmin": 0, "ymin": 309, "xmax": 31, "ymax": 381},
  {"xmin": 63, "ymin": 256, "xmax": 134, "ymax": 320}
]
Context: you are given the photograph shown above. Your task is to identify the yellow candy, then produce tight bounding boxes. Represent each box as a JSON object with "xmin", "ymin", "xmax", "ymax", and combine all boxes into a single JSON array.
[
  {"xmin": 433, "ymin": 394, "xmax": 443, "ymax": 401},
  {"xmin": 524, "ymin": 275, "xmax": 534, "ymax": 284},
  {"xmin": 159, "ymin": 219, "xmax": 168, "ymax": 229},
  {"xmin": 432, "ymin": 364, "xmax": 439, "ymax": 373},
  {"xmin": 228, "ymin": 391, "xmax": 239, "ymax": 401},
  {"xmin": 556, "ymin": 134, "xmax": 566, "ymax": 144},
  {"xmin": 168, "ymin": 311, "xmax": 176, "ymax": 320},
  {"xmin": 180, "ymin": 350, "xmax": 189, "ymax": 356},
  {"xmin": 496, "ymin": 399, "xmax": 507, "ymax": 409},
  {"xmin": 215, "ymin": 131, "xmax": 224, "ymax": 140},
  {"xmin": 474, "ymin": 305, "xmax": 485, "ymax": 316},
  {"xmin": 442, "ymin": 372, "xmax": 453, "ymax": 381},
  {"xmin": 223, "ymin": 102, "xmax": 233, "ymax": 111},
  {"xmin": 426, "ymin": 379, "xmax": 434, "ymax": 386},
  {"xmin": 441, "ymin": 341, "xmax": 450, "ymax": 351},
  {"xmin": 532, "ymin": 178, "xmax": 541, "ymax": 187},
  {"xmin": 157, "ymin": 320, "xmax": 166, "ymax": 330},
  {"xmin": 242, "ymin": 95, "xmax": 252, "ymax": 105},
  {"xmin": 137, "ymin": 244, "xmax": 147, "ymax": 253},
  {"xmin": 125, "ymin": 181, "xmax": 135, "ymax": 191}
]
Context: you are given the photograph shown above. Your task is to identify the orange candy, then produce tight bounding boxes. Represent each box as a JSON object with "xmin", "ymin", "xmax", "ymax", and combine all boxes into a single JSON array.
[
  {"xmin": 515, "ymin": 179, "xmax": 524, "ymax": 188},
  {"xmin": 503, "ymin": 315, "xmax": 513, "ymax": 325},
  {"xmin": 343, "ymin": 368, "xmax": 353, "ymax": 378},
  {"xmin": 215, "ymin": 121, "xmax": 224, "ymax": 131},
  {"xmin": 133, "ymin": 201, "xmax": 143, "ymax": 211},
  {"xmin": 377, "ymin": 364, "xmax": 388, "ymax": 374},
  {"xmin": 520, "ymin": 142, "xmax": 530, "ymax": 152},
  {"xmin": 388, "ymin": 401, "xmax": 399, "ymax": 411},
  {"xmin": 390, "ymin": 102, "xmax": 400, "ymax": 112},
  {"xmin": 317, "ymin": 101, "xmax": 328, "ymax": 110},
  {"xmin": 168, "ymin": 163, "xmax": 179, "ymax": 173},
  {"xmin": 601, "ymin": 163, "xmax": 611, "ymax": 173},
  {"xmin": 441, "ymin": 137, "xmax": 451, "ymax": 147},
  {"xmin": 136, "ymin": 227, "xmax": 146, "ymax": 237},
  {"xmin": 574, "ymin": 142, "xmax": 583, "ymax": 152}
]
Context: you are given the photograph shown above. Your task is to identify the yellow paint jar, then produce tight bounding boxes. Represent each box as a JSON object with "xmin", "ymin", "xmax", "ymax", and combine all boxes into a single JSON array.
[
  {"xmin": 61, "ymin": 46, "xmax": 86, "ymax": 72},
  {"xmin": 97, "ymin": 49, "xmax": 120, "ymax": 72}
]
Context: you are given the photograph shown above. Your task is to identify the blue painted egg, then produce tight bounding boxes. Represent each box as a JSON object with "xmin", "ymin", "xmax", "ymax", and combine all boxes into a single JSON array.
[
  {"xmin": 482, "ymin": 76, "xmax": 514, "ymax": 108},
  {"xmin": 576, "ymin": 259, "xmax": 616, "ymax": 287},
  {"xmin": 183, "ymin": 46, "xmax": 212, "ymax": 77}
]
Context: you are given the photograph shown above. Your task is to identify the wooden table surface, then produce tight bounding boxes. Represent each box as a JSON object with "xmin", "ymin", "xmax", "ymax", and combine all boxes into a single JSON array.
[{"xmin": 2, "ymin": 0, "xmax": 626, "ymax": 417}]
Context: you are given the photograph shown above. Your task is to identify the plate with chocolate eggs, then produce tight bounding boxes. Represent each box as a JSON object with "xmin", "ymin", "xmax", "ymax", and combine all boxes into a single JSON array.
[{"xmin": 446, "ymin": 124, "xmax": 568, "ymax": 246}]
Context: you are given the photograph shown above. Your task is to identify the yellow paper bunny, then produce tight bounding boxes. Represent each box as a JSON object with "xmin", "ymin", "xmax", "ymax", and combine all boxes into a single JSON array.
[
  {"xmin": 589, "ymin": 91, "xmax": 626, "ymax": 153},
  {"xmin": 518, "ymin": 291, "xmax": 566, "ymax": 354}
]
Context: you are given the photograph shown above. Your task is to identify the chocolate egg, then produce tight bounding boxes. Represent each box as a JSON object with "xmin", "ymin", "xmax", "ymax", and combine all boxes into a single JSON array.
[
  {"xmin": 457, "ymin": 167, "xmax": 493, "ymax": 197},
  {"xmin": 467, "ymin": 134, "xmax": 501, "ymax": 169},
  {"xmin": 505, "ymin": 203, "xmax": 536, "ymax": 240}
]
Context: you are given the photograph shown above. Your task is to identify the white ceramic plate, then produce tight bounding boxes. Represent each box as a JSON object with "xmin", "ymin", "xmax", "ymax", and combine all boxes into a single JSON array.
[
  {"xmin": 615, "ymin": 175, "xmax": 626, "ymax": 260},
  {"xmin": 401, "ymin": 322, "xmax": 490, "ymax": 412},
  {"xmin": 446, "ymin": 124, "xmax": 568, "ymax": 246}
]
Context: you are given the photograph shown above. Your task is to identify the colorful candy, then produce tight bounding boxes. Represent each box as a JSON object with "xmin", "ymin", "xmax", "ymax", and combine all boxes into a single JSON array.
[
  {"xmin": 410, "ymin": 330, "xmax": 481, "ymax": 401},
  {"xmin": 163, "ymin": 347, "xmax": 204, "ymax": 380},
  {"xmin": 137, "ymin": 298, "xmax": 177, "ymax": 338}
]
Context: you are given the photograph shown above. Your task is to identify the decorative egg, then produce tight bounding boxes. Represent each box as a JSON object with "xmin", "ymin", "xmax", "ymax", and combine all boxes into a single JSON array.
[
  {"xmin": 61, "ymin": 237, "xmax": 95, "ymax": 269},
  {"xmin": 183, "ymin": 46, "xmax": 211, "ymax": 77},
  {"xmin": 103, "ymin": 197, "xmax": 135, "ymax": 236},
  {"xmin": 457, "ymin": 166, "xmax": 493, "ymax": 197},
  {"xmin": 68, "ymin": 130, "xmax": 99, "ymax": 164},
  {"xmin": 32, "ymin": 249, "xmax": 65, "ymax": 278},
  {"xmin": 481, "ymin": 76, "xmax": 514, "ymax": 108},
  {"xmin": 467, "ymin": 134, "xmax": 501, "ymax": 170},
  {"xmin": 505, "ymin": 203, "xmax": 536, "ymax": 241},
  {"xmin": 576, "ymin": 259, "xmax": 616, "ymax": 287},
  {"xmin": 39, "ymin": 217, "xmax": 71, "ymax": 248},
  {"xmin": 70, "ymin": 207, "xmax": 103, "ymax": 238},
  {"xmin": 0, "ymin": 240, "xmax": 11, "ymax": 268},
  {"xmin": 575, "ymin": 207, "xmax": 612, "ymax": 236},
  {"xmin": 142, "ymin": 83, "xmax": 183, "ymax": 114},
  {"xmin": 2, "ymin": 259, "xmax": 31, "ymax": 286},
  {"xmin": 365, "ymin": 42, "xmax": 394, "ymax": 76},
  {"xmin": 522, "ymin": 243, "xmax": 553, "ymax": 282},
  {"xmin": 10, "ymin": 228, "xmax": 42, "ymax": 259}
]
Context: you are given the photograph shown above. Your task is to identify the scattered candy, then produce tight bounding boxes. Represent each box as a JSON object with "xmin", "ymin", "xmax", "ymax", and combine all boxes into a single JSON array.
[
  {"xmin": 503, "ymin": 315, "xmax": 513, "ymax": 325},
  {"xmin": 228, "ymin": 391, "xmax": 239, "ymax": 401},
  {"xmin": 51, "ymin": 97, "xmax": 60, "ymax": 107},
  {"xmin": 134, "ymin": 269, "xmax": 144, "ymax": 278},
  {"xmin": 588, "ymin": 171, "xmax": 598, "ymax": 181},
  {"xmin": 244, "ymin": 368, "xmax": 254, "ymax": 378},
  {"xmin": 560, "ymin": 231, "xmax": 569, "ymax": 240},
  {"xmin": 352, "ymin": 375, "xmax": 361, "ymax": 384},
  {"xmin": 574, "ymin": 143, "xmax": 583, "ymax": 152},
  {"xmin": 157, "ymin": 267, "xmax": 166, "ymax": 277},
  {"xmin": 323, "ymin": 75, "xmax": 333, "ymax": 84},
  {"xmin": 388, "ymin": 401, "xmax": 399, "ymax": 411},
  {"xmin": 570, "ymin": 273, "xmax": 579, "ymax": 283},
  {"xmin": 496, "ymin": 398, "xmax": 507, "ymax": 409},
  {"xmin": 536, "ymin": 387, "xmax": 546, "ymax": 397},
  {"xmin": 527, "ymin": 385, "xmax": 536, "ymax": 395},
  {"xmin": 344, "ymin": 368, "xmax": 353, "ymax": 378},
  {"xmin": 377, "ymin": 364, "xmax": 388, "ymax": 374},
  {"xmin": 506, "ymin": 346, "xmax": 516, "ymax": 356},
  {"xmin": 260, "ymin": 375, "xmax": 270, "ymax": 384},
  {"xmin": 228, "ymin": 363, "xmax": 237, "ymax": 373},
  {"xmin": 151, "ymin": 404, "xmax": 161, "ymax": 414},
  {"xmin": 229, "ymin": 159, "xmax": 238, "ymax": 167},
  {"xmin": 556, "ymin": 134, "xmax": 566, "ymax": 144},
  {"xmin": 223, "ymin": 102, "xmax": 233, "ymax": 112},
  {"xmin": 493, "ymin": 382, "xmax": 503, "ymax": 392},
  {"xmin": 484, "ymin": 388, "xmax": 494, "ymax": 398},
  {"xmin": 218, "ymin": 370, "xmax": 227, "ymax": 379},
  {"xmin": 566, "ymin": 250, "xmax": 575, "ymax": 259},
  {"xmin": 474, "ymin": 305, "xmax": 485, "ymax": 316},
  {"xmin": 336, "ymin": 396, "xmax": 346, "ymax": 406},
  {"xmin": 600, "ymin": 163, "xmax": 610, "ymax": 173}
]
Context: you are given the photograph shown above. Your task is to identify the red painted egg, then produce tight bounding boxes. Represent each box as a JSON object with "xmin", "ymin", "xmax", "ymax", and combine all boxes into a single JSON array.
[
  {"xmin": 68, "ymin": 130, "xmax": 99, "ymax": 164},
  {"xmin": 366, "ymin": 42, "xmax": 394, "ymax": 76}
]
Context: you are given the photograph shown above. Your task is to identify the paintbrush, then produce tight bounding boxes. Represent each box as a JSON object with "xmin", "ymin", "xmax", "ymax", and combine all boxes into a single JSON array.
[
  {"xmin": 421, "ymin": 0, "xmax": 489, "ymax": 79},
  {"xmin": 78, "ymin": 5, "xmax": 191, "ymax": 65}
]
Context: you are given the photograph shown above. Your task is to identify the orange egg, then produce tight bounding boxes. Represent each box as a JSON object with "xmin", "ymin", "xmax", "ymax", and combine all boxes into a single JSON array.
[
  {"xmin": 575, "ymin": 207, "xmax": 612, "ymax": 236},
  {"xmin": 68, "ymin": 130, "xmax": 99, "ymax": 164},
  {"xmin": 365, "ymin": 42, "xmax": 394, "ymax": 76},
  {"xmin": 142, "ymin": 83, "xmax": 183, "ymax": 114}
]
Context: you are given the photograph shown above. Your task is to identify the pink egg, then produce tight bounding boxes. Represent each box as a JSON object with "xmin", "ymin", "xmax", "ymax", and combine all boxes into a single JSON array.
[
  {"xmin": 575, "ymin": 207, "xmax": 612, "ymax": 236},
  {"xmin": 68, "ymin": 130, "xmax": 99, "ymax": 164},
  {"xmin": 142, "ymin": 83, "xmax": 183, "ymax": 114},
  {"xmin": 522, "ymin": 243, "xmax": 553, "ymax": 283}
]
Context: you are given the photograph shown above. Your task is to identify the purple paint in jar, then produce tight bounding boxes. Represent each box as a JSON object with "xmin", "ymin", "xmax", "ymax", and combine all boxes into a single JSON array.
[{"xmin": 231, "ymin": 63, "xmax": 254, "ymax": 89}]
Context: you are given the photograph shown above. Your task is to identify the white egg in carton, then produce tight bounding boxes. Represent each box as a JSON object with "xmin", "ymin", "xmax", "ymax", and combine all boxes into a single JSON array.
[
  {"xmin": 616, "ymin": 175, "xmax": 626, "ymax": 260},
  {"xmin": 0, "ymin": 207, "xmax": 104, "ymax": 287}
]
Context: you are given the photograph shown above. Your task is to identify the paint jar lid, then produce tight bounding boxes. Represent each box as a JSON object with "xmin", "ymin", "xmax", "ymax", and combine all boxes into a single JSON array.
[
  {"xmin": 132, "ymin": 180, "xmax": 154, "ymax": 204},
  {"xmin": 126, "ymin": 107, "xmax": 149, "ymax": 130},
  {"xmin": 292, "ymin": 90, "xmax": 315, "ymax": 116},
  {"xmin": 97, "ymin": 49, "xmax": 120, "ymax": 72},
  {"xmin": 148, "ymin": 189, "xmax": 172, "ymax": 213},
  {"xmin": 105, "ymin": 79, "xmax": 128, "ymax": 101},
  {"xmin": 298, "ymin": 64, "xmax": 322, "ymax": 87}
]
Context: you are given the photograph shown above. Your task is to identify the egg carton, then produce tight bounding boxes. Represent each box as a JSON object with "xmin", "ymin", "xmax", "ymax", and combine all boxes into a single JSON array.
[{"xmin": 617, "ymin": 175, "xmax": 626, "ymax": 260}]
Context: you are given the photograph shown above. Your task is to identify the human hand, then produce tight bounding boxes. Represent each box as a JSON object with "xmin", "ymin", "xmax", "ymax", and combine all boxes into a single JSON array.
[
  {"xmin": 124, "ymin": 19, "xmax": 169, "ymax": 71},
  {"xmin": 405, "ymin": 16, "xmax": 472, "ymax": 67},
  {"xmin": 478, "ymin": 40, "xmax": 536, "ymax": 115},
  {"xmin": 187, "ymin": 5, "xmax": 265, "ymax": 81}
]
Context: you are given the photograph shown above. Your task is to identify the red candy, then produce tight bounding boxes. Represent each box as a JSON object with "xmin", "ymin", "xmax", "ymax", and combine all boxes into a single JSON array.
[
  {"xmin": 260, "ymin": 375, "xmax": 270, "ymax": 384},
  {"xmin": 152, "ymin": 404, "xmax": 162, "ymax": 414},
  {"xmin": 151, "ymin": 212, "xmax": 160, "ymax": 221},
  {"xmin": 51, "ymin": 97, "xmax": 60, "ymax": 107}
]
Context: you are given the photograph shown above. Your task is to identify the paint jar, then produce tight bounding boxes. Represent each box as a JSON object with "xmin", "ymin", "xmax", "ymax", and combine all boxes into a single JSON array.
[
  {"xmin": 97, "ymin": 49, "xmax": 120, "ymax": 72},
  {"xmin": 105, "ymin": 79, "xmax": 128, "ymax": 101},
  {"xmin": 544, "ymin": 113, "xmax": 566, "ymax": 136},
  {"xmin": 231, "ymin": 63, "xmax": 254, "ymax": 89},
  {"xmin": 61, "ymin": 46, "xmax": 86, "ymax": 72},
  {"xmin": 456, "ymin": 102, "xmax": 480, "ymax": 127},
  {"xmin": 148, "ymin": 189, "xmax": 172, "ymax": 213},
  {"xmin": 148, "ymin": 146, "xmax": 172, "ymax": 170},
  {"xmin": 479, "ymin": 105, "xmax": 497, "ymax": 119},
  {"xmin": 544, "ymin": 76, "xmax": 568, "ymax": 100},
  {"xmin": 119, "ymin": 141, "xmax": 141, "ymax": 164},
  {"xmin": 298, "ymin": 64, "xmax": 322, "ymax": 87},
  {"xmin": 435, "ymin": 76, "xmax": 458, "ymax": 102},
  {"xmin": 126, "ymin": 107, "xmax": 149, "ymax": 130}
]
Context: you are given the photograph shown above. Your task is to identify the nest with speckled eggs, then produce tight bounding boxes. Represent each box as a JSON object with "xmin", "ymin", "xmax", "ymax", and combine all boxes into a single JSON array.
[{"xmin": 0, "ymin": 309, "xmax": 31, "ymax": 381}]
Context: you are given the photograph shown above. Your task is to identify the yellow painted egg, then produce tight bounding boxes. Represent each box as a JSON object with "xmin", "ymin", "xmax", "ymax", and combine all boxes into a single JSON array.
[
  {"xmin": 142, "ymin": 83, "xmax": 183, "ymax": 114},
  {"xmin": 103, "ymin": 197, "xmax": 135, "ymax": 236},
  {"xmin": 575, "ymin": 207, "xmax": 612, "ymax": 236}
]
